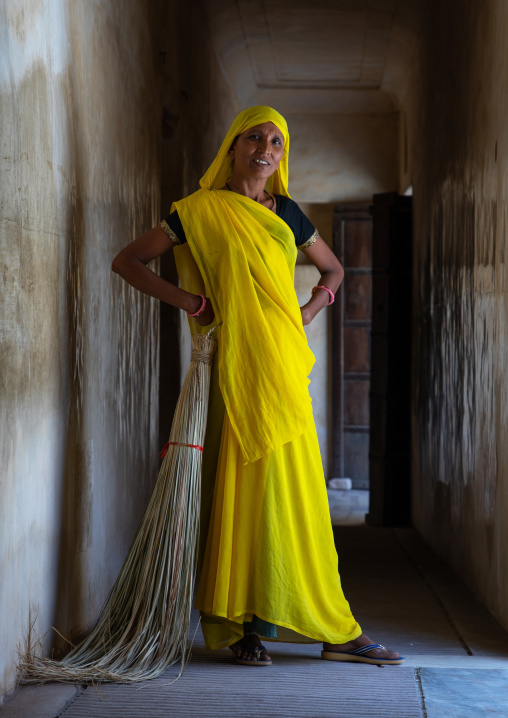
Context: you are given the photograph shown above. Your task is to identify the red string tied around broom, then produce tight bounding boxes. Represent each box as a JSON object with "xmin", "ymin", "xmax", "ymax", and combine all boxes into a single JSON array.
[{"xmin": 160, "ymin": 441, "xmax": 204, "ymax": 459}]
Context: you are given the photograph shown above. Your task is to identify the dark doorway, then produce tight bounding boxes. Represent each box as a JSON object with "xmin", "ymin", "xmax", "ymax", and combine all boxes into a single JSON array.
[{"xmin": 367, "ymin": 191, "xmax": 413, "ymax": 527}]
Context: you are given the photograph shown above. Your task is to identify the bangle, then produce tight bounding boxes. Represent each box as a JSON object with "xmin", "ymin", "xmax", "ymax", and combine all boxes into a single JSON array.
[
  {"xmin": 187, "ymin": 294, "xmax": 207, "ymax": 317},
  {"xmin": 311, "ymin": 285, "xmax": 335, "ymax": 305}
]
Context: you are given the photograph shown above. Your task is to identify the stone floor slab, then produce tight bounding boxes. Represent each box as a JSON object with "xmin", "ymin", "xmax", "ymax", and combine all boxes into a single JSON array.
[
  {"xmin": 0, "ymin": 683, "xmax": 81, "ymax": 718},
  {"xmin": 419, "ymin": 668, "xmax": 508, "ymax": 717}
]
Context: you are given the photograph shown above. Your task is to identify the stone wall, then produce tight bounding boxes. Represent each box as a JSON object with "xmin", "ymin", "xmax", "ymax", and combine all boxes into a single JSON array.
[
  {"xmin": 403, "ymin": 0, "xmax": 508, "ymax": 629},
  {"xmin": 0, "ymin": 0, "xmax": 236, "ymax": 698}
]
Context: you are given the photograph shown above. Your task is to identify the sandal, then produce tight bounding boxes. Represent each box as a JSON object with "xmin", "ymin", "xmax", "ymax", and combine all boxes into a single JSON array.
[
  {"xmin": 321, "ymin": 643, "xmax": 405, "ymax": 666},
  {"xmin": 229, "ymin": 639, "xmax": 272, "ymax": 666}
]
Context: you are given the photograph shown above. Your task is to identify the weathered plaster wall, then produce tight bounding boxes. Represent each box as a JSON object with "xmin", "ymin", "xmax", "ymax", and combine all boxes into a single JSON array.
[
  {"xmin": 403, "ymin": 0, "xmax": 508, "ymax": 628},
  {"xmin": 0, "ymin": 0, "xmax": 237, "ymax": 698},
  {"xmin": 298, "ymin": 203, "xmax": 334, "ymax": 251},
  {"xmin": 0, "ymin": 1, "xmax": 162, "ymax": 696},
  {"xmin": 287, "ymin": 113, "xmax": 399, "ymax": 203}
]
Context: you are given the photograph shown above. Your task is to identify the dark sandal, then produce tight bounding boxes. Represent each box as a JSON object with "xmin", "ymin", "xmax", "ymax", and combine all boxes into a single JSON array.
[
  {"xmin": 321, "ymin": 643, "xmax": 405, "ymax": 666},
  {"xmin": 229, "ymin": 642, "xmax": 272, "ymax": 666}
]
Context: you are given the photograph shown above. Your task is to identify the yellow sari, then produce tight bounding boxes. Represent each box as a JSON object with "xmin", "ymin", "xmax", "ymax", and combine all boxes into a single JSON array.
[{"xmin": 172, "ymin": 106, "xmax": 361, "ymax": 648}]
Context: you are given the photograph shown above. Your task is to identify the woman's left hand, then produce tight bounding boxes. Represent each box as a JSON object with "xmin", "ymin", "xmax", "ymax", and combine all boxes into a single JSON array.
[
  {"xmin": 300, "ymin": 304, "xmax": 313, "ymax": 326},
  {"xmin": 298, "ymin": 237, "xmax": 344, "ymax": 326}
]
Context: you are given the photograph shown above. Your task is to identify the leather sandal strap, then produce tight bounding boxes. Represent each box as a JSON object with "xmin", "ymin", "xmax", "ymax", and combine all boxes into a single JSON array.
[{"xmin": 347, "ymin": 643, "xmax": 385, "ymax": 656}]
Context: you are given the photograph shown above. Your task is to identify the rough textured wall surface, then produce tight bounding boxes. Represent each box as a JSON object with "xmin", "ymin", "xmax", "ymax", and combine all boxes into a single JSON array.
[
  {"xmin": 0, "ymin": 0, "xmax": 238, "ymax": 698},
  {"xmin": 287, "ymin": 113, "xmax": 399, "ymax": 203},
  {"xmin": 405, "ymin": 0, "xmax": 508, "ymax": 629},
  {"xmin": 0, "ymin": 0, "xmax": 162, "ymax": 697}
]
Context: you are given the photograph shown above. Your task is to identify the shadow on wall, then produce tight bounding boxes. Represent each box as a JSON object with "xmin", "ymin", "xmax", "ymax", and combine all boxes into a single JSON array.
[
  {"xmin": 53, "ymin": 80, "xmax": 92, "ymax": 646},
  {"xmin": 406, "ymin": 0, "xmax": 508, "ymax": 630},
  {"xmin": 1, "ymin": 0, "xmax": 165, "ymax": 695}
]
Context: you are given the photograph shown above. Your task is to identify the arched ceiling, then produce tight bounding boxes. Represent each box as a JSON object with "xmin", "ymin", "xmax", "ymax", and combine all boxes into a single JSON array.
[{"xmin": 203, "ymin": 0, "xmax": 426, "ymax": 114}]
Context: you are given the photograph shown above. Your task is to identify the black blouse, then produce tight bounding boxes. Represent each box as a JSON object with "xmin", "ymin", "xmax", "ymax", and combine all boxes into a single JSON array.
[{"xmin": 160, "ymin": 195, "xmax": 319, "ymax": 249}]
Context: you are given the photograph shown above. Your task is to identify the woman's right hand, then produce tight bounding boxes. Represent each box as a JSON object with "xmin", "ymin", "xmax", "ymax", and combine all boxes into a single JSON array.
[
  {"xmin": 112, "ymin": 226, "xmax": 215, "ymax": 325},
  {"xmin": 192, "ymin": 296, "xmax": 216, "ymax": 326}
]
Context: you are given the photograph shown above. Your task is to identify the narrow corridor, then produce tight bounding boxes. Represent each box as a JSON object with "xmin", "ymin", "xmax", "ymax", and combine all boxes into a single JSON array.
[{"xmin": 3, "ymin": 3, "xmax": 508, "ymax": 713}]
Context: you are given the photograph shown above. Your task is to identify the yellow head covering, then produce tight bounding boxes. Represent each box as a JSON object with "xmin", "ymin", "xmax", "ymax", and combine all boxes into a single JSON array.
[{"xmin": 199, "ymin": 106, "xmax": 290, "ymax": 197}]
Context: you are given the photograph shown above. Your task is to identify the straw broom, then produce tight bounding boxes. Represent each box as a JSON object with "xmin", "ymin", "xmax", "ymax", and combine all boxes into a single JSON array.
[{"xmin": 19, "ymin": 331, "xmax": 217, "ymax": 684}]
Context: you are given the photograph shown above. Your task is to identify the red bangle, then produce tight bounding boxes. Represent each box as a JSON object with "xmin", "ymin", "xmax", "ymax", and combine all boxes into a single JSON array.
[
  {"xmin": 311, "ymin": 285, "xmax": 335, "ymax": 305},
  {"xmin": 187, "ymin": 294, "xmax": 207, "ymax": 317}
]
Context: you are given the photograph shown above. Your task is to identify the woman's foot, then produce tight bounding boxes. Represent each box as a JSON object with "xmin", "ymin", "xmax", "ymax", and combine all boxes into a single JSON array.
[
  {"xmin": 230, "ymin": 634, "xmax": 272, "ymax": 665},
  {"xmin": 322, "ymin": 633, "xmax": 404, "ymax": 665}
]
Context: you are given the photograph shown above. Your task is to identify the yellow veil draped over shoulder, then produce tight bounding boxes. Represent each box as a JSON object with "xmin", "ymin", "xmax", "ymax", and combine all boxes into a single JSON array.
[{"xmin": 172, "ymin": 106, "xmax": 314, "ymax": 464}]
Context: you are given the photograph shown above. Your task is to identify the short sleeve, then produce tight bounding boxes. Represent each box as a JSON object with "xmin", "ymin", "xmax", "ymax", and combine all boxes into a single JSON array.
[
  {"xmin": 275, "ymin": 196, "xmax": 319, "ymax": 248},
  {"xmin": 160, "ymin": 210, "xmax": 187, "ymax": 245},
  {"xmin": 298, "ymin": 228, "xmax": 319, "ymax": 249}
]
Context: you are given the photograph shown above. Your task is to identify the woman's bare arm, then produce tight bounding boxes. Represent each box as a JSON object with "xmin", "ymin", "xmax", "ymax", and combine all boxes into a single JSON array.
[
  {"xmin": 298, "ymin": 236, "xmax": 344, "ymax": 326},
  {"xmin": 111, "ymin": 225, "xmax": 215, "ymax": 326}
]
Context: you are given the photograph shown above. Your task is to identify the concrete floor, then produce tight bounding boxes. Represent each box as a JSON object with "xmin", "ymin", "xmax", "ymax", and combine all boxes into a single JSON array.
[{"xmin": 3, "ymin": 489, "xmax": 508, "ymax": 717}]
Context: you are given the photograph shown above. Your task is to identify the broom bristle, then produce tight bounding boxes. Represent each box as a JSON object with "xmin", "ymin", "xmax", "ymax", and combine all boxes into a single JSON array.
[{"xmin": 20, "ymin": 333, "xmax": 217, "ymax": 684}]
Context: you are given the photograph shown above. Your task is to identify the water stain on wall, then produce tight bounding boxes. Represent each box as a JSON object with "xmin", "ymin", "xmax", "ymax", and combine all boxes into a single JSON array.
[
  {"xmin": 73, "ymin": 441, "xmax": 93, "ymax": 554},
  {"xmin": 1, "ymin": 0, "xmax": 163, "ymax": 693},
  {"xmin": 1, "ymin": 0, "xmax": 243, "ymax": 696},
  {"xmin": 406, "ymin": 0, "xmax": 508, "ymax": 628}
]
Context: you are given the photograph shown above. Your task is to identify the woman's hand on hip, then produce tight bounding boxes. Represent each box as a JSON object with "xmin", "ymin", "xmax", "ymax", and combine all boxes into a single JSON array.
[
  {"xmin": 192, "ymin": 297, "xmax": 216, "ymax": 326},
  {"xmin": 300, "ymin": 304, "xmax": 313, "ymax": 326}
]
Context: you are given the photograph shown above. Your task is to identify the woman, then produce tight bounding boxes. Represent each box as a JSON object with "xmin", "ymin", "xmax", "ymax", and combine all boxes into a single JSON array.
[{"xmin": 112, "ymin": 106, "xmax": 403, "ymax": 667}]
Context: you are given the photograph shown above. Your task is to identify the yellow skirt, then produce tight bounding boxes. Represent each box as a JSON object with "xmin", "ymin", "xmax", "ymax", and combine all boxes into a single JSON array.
[{"xmin": 195, "ymin": 364, "xmax": 362, "ymax": 649}]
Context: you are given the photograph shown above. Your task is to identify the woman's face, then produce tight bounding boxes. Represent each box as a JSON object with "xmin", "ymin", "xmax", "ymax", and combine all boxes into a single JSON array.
[{"xmin": 228, "ymin": 121, "xmax": 285, "ymax": 183}]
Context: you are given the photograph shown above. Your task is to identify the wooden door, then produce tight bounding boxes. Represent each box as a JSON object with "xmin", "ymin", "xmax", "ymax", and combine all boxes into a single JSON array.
[{"xmin": 332, "ymin": 203, "xmax": 373, "ymax": 489}]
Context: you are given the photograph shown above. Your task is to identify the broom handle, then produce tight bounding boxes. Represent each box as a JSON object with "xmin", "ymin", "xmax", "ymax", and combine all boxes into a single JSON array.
[{"xmin": 205, "ymin": 321, "xmax": 221, "ymax": 338}]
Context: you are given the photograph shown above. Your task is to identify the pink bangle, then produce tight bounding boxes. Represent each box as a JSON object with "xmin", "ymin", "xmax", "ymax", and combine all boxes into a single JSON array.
[
  {"xmin": 187, "ymin": 294, "xmax": 207, "ymax": 317},
  {"xmin": 312, "ymin": 285, "xmax": 335, "ymax": 305}
]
